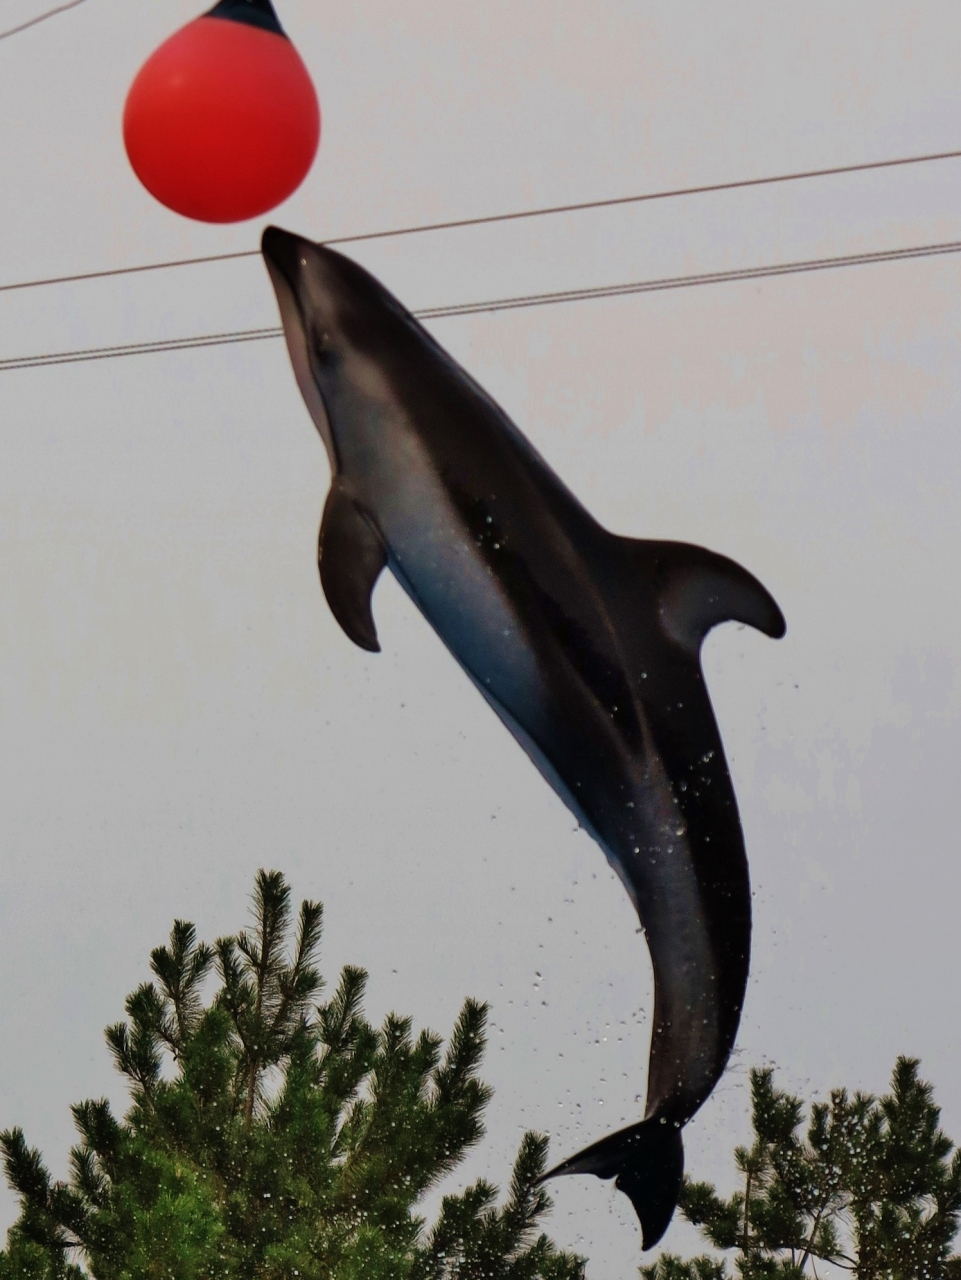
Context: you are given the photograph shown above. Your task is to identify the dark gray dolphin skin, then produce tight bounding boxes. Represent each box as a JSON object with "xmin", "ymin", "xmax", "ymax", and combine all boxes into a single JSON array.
[{"xmin": 262, "ymin": 225, "xmax": 786, "ymax": 1250}]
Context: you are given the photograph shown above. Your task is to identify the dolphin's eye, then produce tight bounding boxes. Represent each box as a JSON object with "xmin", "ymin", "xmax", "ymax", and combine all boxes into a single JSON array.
[{"xmin": 311, "ymin": 330, "xmax": 335, "ymax": 370}]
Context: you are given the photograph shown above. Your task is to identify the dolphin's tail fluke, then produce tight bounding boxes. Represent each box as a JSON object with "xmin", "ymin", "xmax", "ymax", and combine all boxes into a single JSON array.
[{"xmin": 539, "ymin": 1120, "xmax": 684, "ymax": 1250}]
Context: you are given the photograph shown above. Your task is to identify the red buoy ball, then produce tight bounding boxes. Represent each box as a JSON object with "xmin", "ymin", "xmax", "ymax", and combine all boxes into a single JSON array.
[{"xmin": 123, "ymin": 0, "xmax": 320, "ymax": 223}]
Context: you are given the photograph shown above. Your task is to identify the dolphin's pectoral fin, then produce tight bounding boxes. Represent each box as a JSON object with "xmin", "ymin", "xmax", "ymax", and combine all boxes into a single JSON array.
[
  {"xmin": 627, "ymin": 539, "xmax": 786, "ymax": 654},
  {"xmin": 318, "ymin": 482, "xmax": 387, "ymax": 653}
]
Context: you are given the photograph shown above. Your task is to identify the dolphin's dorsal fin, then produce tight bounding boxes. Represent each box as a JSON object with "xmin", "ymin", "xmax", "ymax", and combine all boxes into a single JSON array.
[
  {"xmin": 629, "ymin": 538, "xmax": 786, "ymax": 653},
  {"xmin": 318, "ymin": 481, "xmax": 387, "ymax": 653}
]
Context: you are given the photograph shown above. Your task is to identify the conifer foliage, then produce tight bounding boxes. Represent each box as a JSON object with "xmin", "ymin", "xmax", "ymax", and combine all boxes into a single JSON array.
[
  {"xmin": 643, "ymin": 1059, "xmax": 961, "ymax": 1280},
  {"xmin": 0, "ymin": 871, "xmax": 585, "ymax": 1280}
]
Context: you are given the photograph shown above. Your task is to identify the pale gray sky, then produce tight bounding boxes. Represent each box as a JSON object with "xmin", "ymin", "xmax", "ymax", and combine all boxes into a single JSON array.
[{"xmin": 1, "ymin": 2, "xmax": 961, "ymax": 1272}]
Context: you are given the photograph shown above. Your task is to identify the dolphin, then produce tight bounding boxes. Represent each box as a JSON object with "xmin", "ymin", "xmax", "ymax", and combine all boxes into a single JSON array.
[{"xmin": 262, "ymin": 225, "xmax": 786, "ymax": 1250}]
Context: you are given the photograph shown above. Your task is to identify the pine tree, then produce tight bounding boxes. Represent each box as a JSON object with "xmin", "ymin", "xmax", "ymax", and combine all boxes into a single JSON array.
[
  {"xmin": 642, "ymin": 1059, "xmax": 961, "ymax": 1280},
  {"xmin": 0, "ymin": 870, "xmax": 586, "ymax": 1280}
]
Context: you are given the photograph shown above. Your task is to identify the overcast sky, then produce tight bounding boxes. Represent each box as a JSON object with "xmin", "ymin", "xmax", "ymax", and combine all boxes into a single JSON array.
[{"xmin": 2, "ymin": 2, "xmax": 961, "ymax": 1272}]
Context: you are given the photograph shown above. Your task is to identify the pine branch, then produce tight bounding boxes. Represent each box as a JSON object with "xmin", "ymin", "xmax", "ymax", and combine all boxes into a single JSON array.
[
  {"xmin": 0, "ymin": 1130, "xmax": 50, "ymax": 1205},
  {"xmin": 68, "ymin": 1101, "xmax": 122, "ymax": 1173},
  {"xmin": 0, "ymin": 1130, "xmax": 83, "ymax": 1263},
  {"xmin": 433, "ymin": 999, "xmax": 490, "ymax": 1107},
  {"xmin": 413, "ymin": 1133, "xmax": 585, "ymax": 1279},
  {"xmin": 319, "ymin": 964, "xmax": 369, "ymax": 1060},
  {"xmin": 67, "ymin": 1147, "xmax": 107, "ymax": 1210},
  {"xmin": 679, "ymin": 1179, "xmax": 741, "ymax": 1251},
  {"xmin": 640, "ymin": 1256, "xmax": 727, "ymax": 1280},
  {"xmin": 149, "ymin": 919, "xmax": 214, "ymax": 1052}
]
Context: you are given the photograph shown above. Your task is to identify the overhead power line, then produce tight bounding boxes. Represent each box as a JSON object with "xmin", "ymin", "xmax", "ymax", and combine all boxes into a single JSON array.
[
  {"xmin": 3, "ymin": 145, "xmax": 961, "ymax": 296},
  {"xmin": 414, "ymin": 236, "xmax": 961, "ymax": 318},
  {"xmin": 3, "ymin": 234, "xmax": 960, "ymax": 373},
  {"xmin": 0, "ymin": 0, "xmax": 87, "ymax": 43},
  {"xmin": 332, "ymin": 146, "xmax": 961, "ymax": 244},
  {"xmin": 0, "ymin": 327, "xmax": 282, "ymax": 371}
]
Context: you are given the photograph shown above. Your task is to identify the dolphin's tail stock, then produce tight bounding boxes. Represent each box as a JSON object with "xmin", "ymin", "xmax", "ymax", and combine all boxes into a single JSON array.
[{"xmin": 540, "ymin": 1120, "xmax": 684, "ymax": 1250}]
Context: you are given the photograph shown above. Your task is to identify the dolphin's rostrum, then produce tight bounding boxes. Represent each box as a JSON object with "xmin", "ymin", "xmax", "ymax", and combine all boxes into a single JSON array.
[{"xmin": 262, "ymin": 226, "xmax": 785, "ymax": 1250}]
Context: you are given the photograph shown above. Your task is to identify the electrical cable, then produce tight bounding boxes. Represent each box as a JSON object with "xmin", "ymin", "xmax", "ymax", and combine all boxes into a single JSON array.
[
  {"xmin": 3, "ymin": 233, "xmax": 960, "ymax": 373},
  {"xmin": 0, "ymin": 0, "xmax": 87, "ymax": 42},
  {"xmin": 0, "ymin": 326, "xmax": 282, "ymax": 370},
  {"xmin": 3, "ymin": 144, "xmax": 961, "ymax": 295},
  {"xmin": 415, "ymin": 236, "xmax": 961, "ymax": 317}
]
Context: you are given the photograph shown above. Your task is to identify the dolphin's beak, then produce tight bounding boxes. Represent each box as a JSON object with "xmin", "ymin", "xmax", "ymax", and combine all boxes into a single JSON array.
[
  {"xmin": 261, "ymin": 225, "xmax": 307, "ymax": 290},
  {"xmin": 261, "ymin": 224, "xmax": 338, "ymax": 461}
]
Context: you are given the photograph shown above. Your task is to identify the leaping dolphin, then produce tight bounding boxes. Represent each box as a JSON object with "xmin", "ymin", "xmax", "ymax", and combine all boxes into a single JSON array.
[{"xmin": 262, "ymin": 226, "xmax": 786, "ymax": 1250}]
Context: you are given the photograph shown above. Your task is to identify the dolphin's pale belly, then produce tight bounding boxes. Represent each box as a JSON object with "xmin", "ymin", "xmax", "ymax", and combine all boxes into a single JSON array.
[{"xmin": 372, "ymin": 461, "xmax": 547, "ymax": 725}]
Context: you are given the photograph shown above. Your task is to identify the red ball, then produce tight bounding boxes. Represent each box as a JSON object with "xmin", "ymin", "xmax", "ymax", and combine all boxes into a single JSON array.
[{"xmin": 123, "ymin": 7, "xmax": 320, "ymax": 223}]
